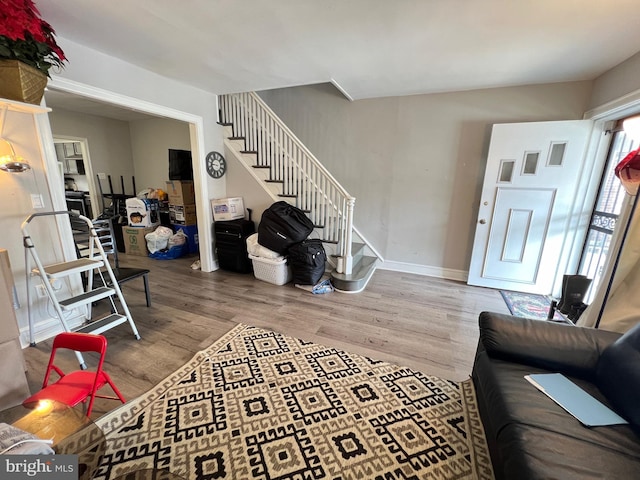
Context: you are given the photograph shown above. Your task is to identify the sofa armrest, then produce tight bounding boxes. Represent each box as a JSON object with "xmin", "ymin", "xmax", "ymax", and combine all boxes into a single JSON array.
[{"xmin": 479, "ymin": 311, "xmax": 621, "ymax": 379}]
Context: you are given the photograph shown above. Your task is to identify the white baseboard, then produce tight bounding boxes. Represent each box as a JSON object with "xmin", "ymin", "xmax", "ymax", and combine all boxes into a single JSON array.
[
  {"xmin": 377, "ymin": 260, "xmax": 468, "ymax": 282},
  {"xmin": 19, "ymin": 314, "xmax": 85, "ymax": 348}
]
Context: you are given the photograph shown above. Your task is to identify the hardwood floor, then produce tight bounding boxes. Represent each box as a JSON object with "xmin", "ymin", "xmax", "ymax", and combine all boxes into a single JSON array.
[{"xmin": 20, "ymin": 252, "xmax": 509, "ymax": 419}]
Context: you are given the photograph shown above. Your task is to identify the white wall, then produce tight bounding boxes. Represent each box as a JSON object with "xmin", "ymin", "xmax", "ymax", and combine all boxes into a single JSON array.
[
  {"xmin": 129, "ymin": 117, "xmax": 191, "ymax": 192},
  {"xmin": 0, "ymin": 106, "xmax": 83, "ymax": 347},
  {"xmin": 259, "ymin": 81, "xmax": 593, "ymax": 277},
  {"xmin": 223, "ymin": 144, "xmax": 274, "ymax": 228}
]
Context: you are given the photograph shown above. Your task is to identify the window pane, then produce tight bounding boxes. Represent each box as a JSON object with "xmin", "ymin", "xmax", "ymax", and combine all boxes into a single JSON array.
[
  {"xmin": 499, "ymin": 160, "xmax": 514, "ymax": 182},
  {"xmin": 548, "ymin": 143, "xmax": 566, "ymax": 166},
  {"xmin": 523, "ymin": 152, "xmax": 539, "ymax": 175},
  {"xmin": 498, "ymin": 160, "xmax": 516, "ymax": 182}
]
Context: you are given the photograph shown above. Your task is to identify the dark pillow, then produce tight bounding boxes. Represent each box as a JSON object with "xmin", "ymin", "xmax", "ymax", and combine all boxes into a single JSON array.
[{"xmin": 596, "ymin": 322, "xmax": 640, "ymax": 429}]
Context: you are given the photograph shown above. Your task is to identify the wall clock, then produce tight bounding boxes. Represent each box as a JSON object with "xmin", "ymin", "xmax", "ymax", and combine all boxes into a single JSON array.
[{"xmin": 206, "ymin": 151, "xmax": 227, "ymax": 178}]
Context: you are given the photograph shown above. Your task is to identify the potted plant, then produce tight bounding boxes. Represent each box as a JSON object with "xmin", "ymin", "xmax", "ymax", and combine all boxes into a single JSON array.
[{"xmin": 0, "ymin": 0, "xmax": 66, "ymax": 104}]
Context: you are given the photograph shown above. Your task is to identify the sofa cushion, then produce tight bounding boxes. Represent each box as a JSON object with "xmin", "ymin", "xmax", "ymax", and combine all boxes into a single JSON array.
[
  {"xmin": 597, "ymin": 322, "xmax": 640, "ymax": 430},
  {"xmin": 474, "ymin": 352, "xmax": 640, "ymax": 479},
  {"xmin": 479, "ymin": 311, "xmax": 620, "ymax": 380}
]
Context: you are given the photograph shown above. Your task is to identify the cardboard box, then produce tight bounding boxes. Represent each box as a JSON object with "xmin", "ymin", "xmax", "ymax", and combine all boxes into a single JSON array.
[
  {"xmin": 122, "ymin": 226, "xmax": 155, "ymax": 256},
  {"xmin": 211, "ymin": 197, "xmax": 245, "ymax": 221},
  {"xmin": 125, "ymin": 198, "xmax": 160, "ymax": 228},
  {"xmin": 173, "ymin": 224, "xmax": 199, "ymax": 253},
  {"xmin": 169, "ymin": 204, "xmax": 197, "ymax": 225},
  {"xmin": 166, "ymin": 180, "xmax": 195, "ymax": 206}
]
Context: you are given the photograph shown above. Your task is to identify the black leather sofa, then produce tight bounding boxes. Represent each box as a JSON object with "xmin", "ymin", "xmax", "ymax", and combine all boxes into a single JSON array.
[{"xmin": 472, "ymin": 311, "xmax": 640, "ymax": 479}]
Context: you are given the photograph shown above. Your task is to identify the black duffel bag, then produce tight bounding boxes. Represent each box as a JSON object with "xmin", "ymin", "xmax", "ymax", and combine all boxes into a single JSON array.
[
  {"xmin": 288, "ymin": 239, "xmax": 327, "ymax": 285},
  {"xmin": 258, "ymin": 201, "xmax": 314, "ymax": 255}
]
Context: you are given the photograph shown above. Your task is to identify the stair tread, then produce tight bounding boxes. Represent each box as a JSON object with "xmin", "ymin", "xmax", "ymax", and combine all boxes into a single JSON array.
[
  {"xmin": 59, "ymin": 287, "xmax": 115, "ymax": 309},
  {"xmin": 35, "ymin": 258, "xmax": 104, "ymax": 278},
  {"xmin": 332, "ymin": 256, "xmax": 377, "ymax": 280},
  {"xmin": 331, "ymin": 256, "xmax": 377, "ymax": 293},
  {"xmin": 75, "ymin": 313, "xmax": 127, "ymax": 335}
]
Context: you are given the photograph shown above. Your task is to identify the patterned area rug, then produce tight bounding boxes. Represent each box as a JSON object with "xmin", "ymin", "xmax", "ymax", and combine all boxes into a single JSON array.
[
  {"xmin": 499, "ymin": 290, "xmax": 565, "ymax": 321},
  {"xmin": 94, "ymin": 324, "xmax": 494, "ymax": 480}
]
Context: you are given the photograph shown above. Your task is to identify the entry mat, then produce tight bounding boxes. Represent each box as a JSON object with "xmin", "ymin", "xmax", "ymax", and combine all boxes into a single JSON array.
[{"xmin": 499, "ymin": 290, "xmax": 566, "ymax": 321}]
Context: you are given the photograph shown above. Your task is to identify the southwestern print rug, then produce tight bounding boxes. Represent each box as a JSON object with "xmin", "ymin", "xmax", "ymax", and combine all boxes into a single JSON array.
[{"xmin": 94, "ymin": 324, "xmax": 494, "ymax": 480}]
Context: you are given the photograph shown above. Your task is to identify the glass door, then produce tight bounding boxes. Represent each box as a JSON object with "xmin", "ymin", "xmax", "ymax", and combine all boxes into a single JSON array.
[{"xmin": 578, "ymin": 128, "xmax": 639, "ymax": 302}]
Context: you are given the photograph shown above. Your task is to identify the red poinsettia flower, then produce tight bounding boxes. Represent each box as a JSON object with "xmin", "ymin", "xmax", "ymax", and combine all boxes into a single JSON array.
[
  {"xmin": 0, "ymin": 0, "xmax": 66, "ymax": 76},
  {"xmin": 615, "ymin": 147, "xmax": 640, "ymax": 195}
]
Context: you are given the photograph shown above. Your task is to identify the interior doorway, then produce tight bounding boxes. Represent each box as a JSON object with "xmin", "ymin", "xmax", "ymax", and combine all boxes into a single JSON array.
[
  {"xmin": 53, "ymin": 136, "xmax": 96, "ymax": 219},
  {"xmin": 42, "ymin": 79, "xmax": 214, "ymax": 272}
]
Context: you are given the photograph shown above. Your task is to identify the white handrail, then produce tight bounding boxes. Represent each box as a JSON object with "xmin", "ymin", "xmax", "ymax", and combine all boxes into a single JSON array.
[{"xmin": 220, "ymin": 92, "xmax": 355, "ymax": 271}]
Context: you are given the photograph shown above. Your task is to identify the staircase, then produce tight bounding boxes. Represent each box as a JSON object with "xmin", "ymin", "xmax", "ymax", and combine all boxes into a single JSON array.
[{"xmin": 218, "ymin": 92, "xmax": 381, "ymax": 292}]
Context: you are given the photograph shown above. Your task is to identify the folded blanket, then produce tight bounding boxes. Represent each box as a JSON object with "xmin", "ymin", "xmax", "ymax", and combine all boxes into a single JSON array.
[{"xmin": 0, "ymin": 422, "xmax": 54, "ymax": 455}]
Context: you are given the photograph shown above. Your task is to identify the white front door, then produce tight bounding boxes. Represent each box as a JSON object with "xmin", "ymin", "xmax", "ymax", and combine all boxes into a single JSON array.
[{"xmin": 468, "ymin": 120, "xmax": 593, "ymax": 293}]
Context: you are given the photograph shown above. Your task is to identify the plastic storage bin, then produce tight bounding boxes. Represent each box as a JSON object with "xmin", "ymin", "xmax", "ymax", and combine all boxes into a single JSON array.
[{"xmin": 249, "ymin": 254, "xmax": 292, "ymax": 285}]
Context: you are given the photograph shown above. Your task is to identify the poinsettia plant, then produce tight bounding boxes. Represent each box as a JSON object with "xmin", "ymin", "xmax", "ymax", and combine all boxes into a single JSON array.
[{"xmin": 0, "ymin": 0, "xmax": 66, "ymax": 77}]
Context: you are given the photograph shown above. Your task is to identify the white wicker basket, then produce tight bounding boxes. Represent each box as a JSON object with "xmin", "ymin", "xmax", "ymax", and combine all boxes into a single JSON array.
[{"xmin": 249, "ymin": 254, "xmax": 292, "ymax": 285}]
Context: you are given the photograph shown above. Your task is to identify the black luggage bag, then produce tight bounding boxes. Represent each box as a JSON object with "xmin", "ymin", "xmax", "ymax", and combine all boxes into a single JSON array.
[
  {"xmin": 257, "ymin": 201, "xmax": 314, "ymax": 255},
  {"xmin": 288, "ymin": 239, "xmax": 327, "ymax": 285},
  {"xmin": 215, "ymin": 219, "xmax": 255, "ymax": 273}
]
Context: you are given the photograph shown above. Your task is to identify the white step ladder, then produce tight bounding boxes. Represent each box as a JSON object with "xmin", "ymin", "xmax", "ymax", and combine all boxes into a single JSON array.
[{"xmin": 22, "ymin": 211, "xmax": 141, "ymax": 368}]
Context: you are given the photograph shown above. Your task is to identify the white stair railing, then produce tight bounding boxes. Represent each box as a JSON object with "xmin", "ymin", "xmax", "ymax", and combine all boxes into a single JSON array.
[{"xmin": 219, "ymin": 92, "xmax": 355, "ymax": 273}]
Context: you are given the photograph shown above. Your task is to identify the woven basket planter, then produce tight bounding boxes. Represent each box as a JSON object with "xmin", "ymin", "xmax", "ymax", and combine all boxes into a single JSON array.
[{"xmin": 0, "ymin": 59, "xmax": 47, "ymax": 105}]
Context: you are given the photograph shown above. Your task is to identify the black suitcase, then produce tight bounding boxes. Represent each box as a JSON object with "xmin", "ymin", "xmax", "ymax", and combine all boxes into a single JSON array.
[
  {"xmin": 215, "ymin": 219, "xmax": 255, "ymax": 273},
  {"xmin": 257, "ymin": 201, "xmax": 314, "ymax": 255},
  {"xmin": 288, "ymin": 239, "xmax": 327, "ymax": 285}
]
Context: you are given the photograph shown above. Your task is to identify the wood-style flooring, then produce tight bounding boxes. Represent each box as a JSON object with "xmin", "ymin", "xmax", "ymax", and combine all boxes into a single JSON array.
[{"xmin": 20, "ymin": 252, "xmax": 509, "ymax": 419}]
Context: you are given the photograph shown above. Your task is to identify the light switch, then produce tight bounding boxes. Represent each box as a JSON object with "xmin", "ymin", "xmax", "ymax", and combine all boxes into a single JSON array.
[{"xmin": 31, "ymin": 194, "xmax": 44, "ymax": 209}]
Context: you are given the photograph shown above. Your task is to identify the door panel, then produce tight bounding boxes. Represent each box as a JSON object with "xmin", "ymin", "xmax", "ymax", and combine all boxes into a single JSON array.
[
  {"xmin": 483, "ymin": 188, "xmax": 555, "ymax": 283},
  {"xmin": 468, "ymin": 120, "xmax": 592, "ymax": 293}
]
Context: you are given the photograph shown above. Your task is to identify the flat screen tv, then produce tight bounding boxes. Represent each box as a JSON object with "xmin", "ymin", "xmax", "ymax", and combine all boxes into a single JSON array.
[{"xmin": 168, "ymin": 149, "xmax": 193, "ymax": 180}]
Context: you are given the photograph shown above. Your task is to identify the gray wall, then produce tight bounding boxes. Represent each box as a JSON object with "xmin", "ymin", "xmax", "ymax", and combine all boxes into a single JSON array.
[
  {"xmin": 129, "ymin": 117, "xmax": 191, "ymax": 192},
  {"xmin": 259, "ymin": 81, "xmax": 593, "ymax": 276},
  {"xmin": 48, "ymin": 108, "xmax": 135, "ymax": 190},
  {"xmin": 589, "ymin": 51, "xmax": 640, "ymax": 110}
]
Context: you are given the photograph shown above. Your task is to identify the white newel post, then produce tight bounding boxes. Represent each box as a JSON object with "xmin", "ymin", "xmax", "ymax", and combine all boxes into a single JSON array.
[{"xmin": 342, "ymin": 197, "xmax": 356, "ymax": 275}]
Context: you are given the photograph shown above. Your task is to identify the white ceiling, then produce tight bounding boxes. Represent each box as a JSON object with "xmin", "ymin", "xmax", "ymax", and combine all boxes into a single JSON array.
[{"xmin": 39, "ymin": 0, "xmax": 640, "ymax": 107}]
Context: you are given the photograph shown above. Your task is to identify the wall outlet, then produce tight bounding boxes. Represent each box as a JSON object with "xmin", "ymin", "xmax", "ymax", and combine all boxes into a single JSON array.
[
  {"xmin": 97, "ymin": 172, "xmax": 107, "ymax": 180},
  {"xmin": 49, "ymin": 278, "xmax": 62, "ymax": 291},
  {"xmin": 36, "ymin": 284, "xmax": 48, "ymax": 298}
]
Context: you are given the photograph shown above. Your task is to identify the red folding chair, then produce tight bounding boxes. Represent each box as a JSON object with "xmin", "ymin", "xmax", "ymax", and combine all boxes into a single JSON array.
[{"xmin": 23, "ymin": 332, "xmax": 125, "ymax": 416}]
